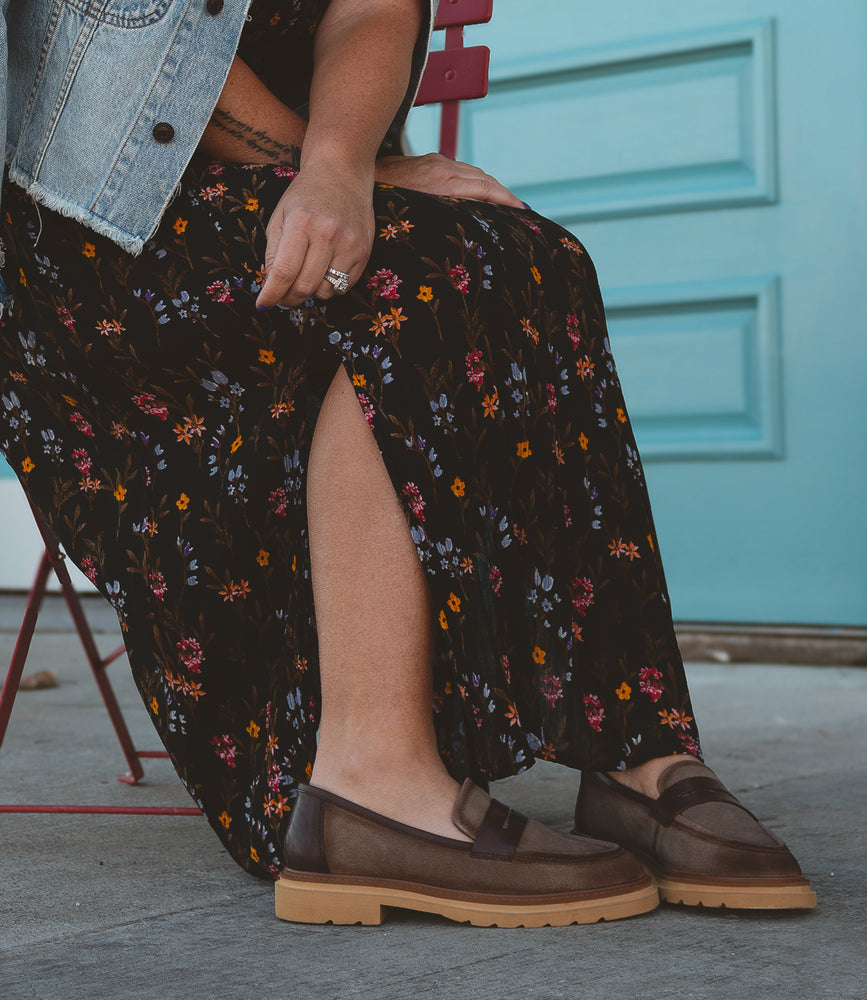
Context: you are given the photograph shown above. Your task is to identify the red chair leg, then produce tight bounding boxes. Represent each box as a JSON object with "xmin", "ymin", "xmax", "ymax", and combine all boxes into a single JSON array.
[
  {"xmin": 0, "ymin": 548, "xmax": 53, "ymax": 749},
  {"xmin": 0, "ymin": 506, "xmax": 199, "ymax": 815}
]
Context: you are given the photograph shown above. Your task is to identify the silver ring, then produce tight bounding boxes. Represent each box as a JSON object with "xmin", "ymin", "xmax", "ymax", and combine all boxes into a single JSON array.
[{"xmin": 324, "ymin": 267, "xmax": 351, "ymax": 295}]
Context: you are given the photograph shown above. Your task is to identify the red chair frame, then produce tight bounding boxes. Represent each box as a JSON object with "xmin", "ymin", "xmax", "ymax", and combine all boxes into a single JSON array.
[
  {"xmin": 414, "ymin": 0, "xmax": 493, "ymax": 159},
  {"xmin": 0, "ymin": 501, "xmax": 200, "ymax": 815}
]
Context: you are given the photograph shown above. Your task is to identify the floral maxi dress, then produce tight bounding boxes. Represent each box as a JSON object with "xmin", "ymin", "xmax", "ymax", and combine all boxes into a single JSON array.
[{"xmin": 0, "ymin": 0, "xmax": 701, "ymax": 877}]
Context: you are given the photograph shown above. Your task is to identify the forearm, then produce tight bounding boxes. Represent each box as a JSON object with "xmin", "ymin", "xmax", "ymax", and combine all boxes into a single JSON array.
[
  {"xmin": 302, "ymin": 0, "xmax": 421, "ymax": 176},
  {"xmin": 198, "ymin": 57, "xmax": 307, "ymax": 162}
]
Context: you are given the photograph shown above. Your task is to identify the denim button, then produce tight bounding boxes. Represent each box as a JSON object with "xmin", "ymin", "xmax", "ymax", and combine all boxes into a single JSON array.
[
  {"xmin": 152, "ymin": 122, "xmax": 175, "ymax": 144},
  {"xmin": 206, "ymin": 0, "xmax": 224, "ymax": 14}
]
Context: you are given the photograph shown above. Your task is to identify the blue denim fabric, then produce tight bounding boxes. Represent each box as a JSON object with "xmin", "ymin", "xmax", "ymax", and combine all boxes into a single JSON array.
[{"xmin": 1, "ymin": 0, "xmax": 434, "ymax": 259}]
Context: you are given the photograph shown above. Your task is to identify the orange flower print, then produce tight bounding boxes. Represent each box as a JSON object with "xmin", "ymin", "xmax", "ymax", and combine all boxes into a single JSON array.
[
  {"xmin": 230, "ymin": 435, "xmax": 242, "ymax": 453},
  {"xmin": 150, "ymin": 697, "xmax": 159, "ymax": 714},
  {"xmin": 389, "ymin": 306, "xmax": 407, "ymax": 329},
  {"xmin": 521, "ymin": 317, "xmax": 539, "ymax": 344},
  {"xmin": 578, "ymin": 433, "xmax": 589, "ymax": 451},
  {"xmin": 21, "ymin": 457, "xmax": 34, "ymax": 473},
  {"xmin": 176, "ymin": 493, "xmax": 190, "ymax": 510},
  {"xmin": 352, "ymin": 373, "xmax": 366, "ymax": 387},
  {"xmin": 616, "ymin": 407, "xmax": 627, "ymax": 423},
  {"xmin": 218, "ymin": 811, "xmax": 232, "ymax": 829},
  {"xmin": 82, "ymin": 242, "xmax": 96, "ymax": 258},
  {"xmin": 256, "ymin": 548, "xmax": 270, "ymax": 566},
  {"xmin": 244, "ymin": 197, "xmax": 259, "ymax": 211},
  {"xmin": 451, "ymin": 477, "xmax": 466, "ymax": 498},
  {"xmin": 219, "ymin": 579, "xmax": 250, "ymax": 602},
  {"xmin": 616, "ymin": 682, "xmax": 632, "ymax": 700},
  {"xmin": 250, "ymin": 847, "xmax": 260, "ymax": 863},
  {"xmin": 258, "ymin": 349, "xmax": 276, "ymax": 364},
  {"xmin": 575, "ymin": 357, "xmax": 595, "ymax": 380},
  {"xmin": 270, "ymin": 400, "xmax": 295, "ymax": 418},
  {"xmin": 173, "ymin": 218, "xmax": 188, "ymax": 234},
  {"xmin": 482, "ymin": 390, "xmax": 499, "ymax": 418},
  {"xmin": 532, "ymin": 646, "xmax": 546, "ymax": 664},
  {"xmin": 658, "ymin": 708, "xmax": 693, "ymax": 731},
  {"xmin": 530, "ymin": 266, "xmax": 542, "ymax": 284},
  {"xmin": 516, "ymin": 440, "xmax": 532, "ymax": 459},
  {"xmin": 439, "ymin": 609, "xmax": 449, "ymax": 630},
  {"xmin": 246, "ymin": 721, "xmax": 260, "ymax": 738},
  {"xmin": 114, "ymin": 485, "xmax": 127, "ymax": 502},
  {"xmin": 417, "ymin": 285, "xmax": 433, "ymax": 302},
  {"xmin": 447, "ymin": 592, "xmax": 461, "ymax": 613}
]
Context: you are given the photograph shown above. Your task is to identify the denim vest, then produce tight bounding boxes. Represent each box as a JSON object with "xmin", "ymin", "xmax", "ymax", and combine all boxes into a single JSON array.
[{"xmin": 0, "ymin": 0, "xmax": 435, "ymax": 310}]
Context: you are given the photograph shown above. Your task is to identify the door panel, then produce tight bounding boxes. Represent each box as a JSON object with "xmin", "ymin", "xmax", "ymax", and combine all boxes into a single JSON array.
[{"xmin": 409, "ymin": 0, "xmax": 867, "ymax": 625}]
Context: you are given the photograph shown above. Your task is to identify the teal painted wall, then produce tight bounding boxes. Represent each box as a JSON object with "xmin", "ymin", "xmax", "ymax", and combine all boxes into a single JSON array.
[{"xmin": 408, "ymin": 0, "xmax": 867, "ymax": 626}]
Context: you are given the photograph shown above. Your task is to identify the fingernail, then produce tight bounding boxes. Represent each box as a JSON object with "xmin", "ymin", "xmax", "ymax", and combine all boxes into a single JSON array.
[
  {"xmin": 256, "ymin": 304, "xmax": 270, "ymax": 312},
  {"xmin": 521, "ymin": 201, "xmax": 532, "ymax": 210}
]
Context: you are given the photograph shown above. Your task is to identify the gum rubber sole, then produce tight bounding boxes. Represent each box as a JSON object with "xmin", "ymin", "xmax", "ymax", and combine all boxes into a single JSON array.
[
  {"xmin": 275, "ymin": 875, "xmax": 660, "ymax": 927},
  {"xmin": 656, "ymin": 877, "xmax": 817, "ymax": 910}
]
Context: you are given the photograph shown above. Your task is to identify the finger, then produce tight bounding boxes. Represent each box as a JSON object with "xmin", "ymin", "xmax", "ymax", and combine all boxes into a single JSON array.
[
  {"xmin": 450, "ymin": 171, "xmax": 524, "ymax": 208},
  {"xmin": 257, "ymin": 220, "xmax": 309, "ymax": 309}
]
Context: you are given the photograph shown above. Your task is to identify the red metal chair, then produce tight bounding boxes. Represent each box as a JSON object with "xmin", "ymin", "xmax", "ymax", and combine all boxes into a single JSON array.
[
  {"xmin": 0, "ymin": 0, "xmax": 494, "ymax": 815},
  {"xmin": 0, "ymin": 499, "xmax": 200, "ymax": 815},
  {"xmin": 413, "ymin": 0, "xmax": 493, "ymax": 159}
]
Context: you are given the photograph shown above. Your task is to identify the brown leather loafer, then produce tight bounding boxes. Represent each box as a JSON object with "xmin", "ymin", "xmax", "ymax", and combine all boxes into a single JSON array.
[
  {"xmin": 275, "ymin": 779, "xmax": 658, "ymax": 926},
  {"xmin": 573, "ymin": 759, "xmax": 817, "ymax": 910}
]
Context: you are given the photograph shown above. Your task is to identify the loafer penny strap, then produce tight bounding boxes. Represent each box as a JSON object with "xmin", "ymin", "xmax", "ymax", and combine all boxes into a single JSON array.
[
  {"xmin": 470, "ymin": 798, "xmax": 528, "ymax": 861},
  {"xmin": 650, "ymin": 776, "xmax": 744, "ymax": 827}
]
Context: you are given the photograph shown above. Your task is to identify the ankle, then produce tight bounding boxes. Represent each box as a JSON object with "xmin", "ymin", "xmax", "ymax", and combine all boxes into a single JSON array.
[{"xmin": 607, "ymin": 754, "xmax": 685, "ymax": 799}]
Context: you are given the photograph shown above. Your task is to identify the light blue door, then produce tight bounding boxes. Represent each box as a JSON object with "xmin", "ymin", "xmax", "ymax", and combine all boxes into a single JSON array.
[{"xmin": 409, "ymin": 0, "xmax": 867, "ymax": 626}]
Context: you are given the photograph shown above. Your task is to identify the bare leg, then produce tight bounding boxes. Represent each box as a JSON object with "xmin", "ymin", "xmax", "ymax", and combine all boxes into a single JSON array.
[{"xmin": 307, "ymin": 364, "xmax": 470, "ymax": 840}]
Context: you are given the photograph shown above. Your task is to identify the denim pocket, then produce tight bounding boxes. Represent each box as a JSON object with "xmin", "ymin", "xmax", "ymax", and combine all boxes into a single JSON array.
[{"xmin": 64, "ymin": 0, "xmax": 173, "ymax": 29}]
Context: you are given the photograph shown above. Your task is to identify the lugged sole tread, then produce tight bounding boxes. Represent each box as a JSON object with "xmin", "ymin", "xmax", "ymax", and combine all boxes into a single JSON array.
[{"xmin": 275, "ymin": 877, "xmax": 660, "ymax": 927}]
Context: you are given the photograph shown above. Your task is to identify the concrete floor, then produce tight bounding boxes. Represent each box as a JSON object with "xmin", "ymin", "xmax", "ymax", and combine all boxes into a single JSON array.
[{"xmin": 0, "ymin": 595, "xmax": 865, "ymax": 1000}]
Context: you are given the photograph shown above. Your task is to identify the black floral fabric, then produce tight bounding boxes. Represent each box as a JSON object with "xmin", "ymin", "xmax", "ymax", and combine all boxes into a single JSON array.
[{"xmin": 0, "ymin": 1, "xmax": 700, "ymax": 878}]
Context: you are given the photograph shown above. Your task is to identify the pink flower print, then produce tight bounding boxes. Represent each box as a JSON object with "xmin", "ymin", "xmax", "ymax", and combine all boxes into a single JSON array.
[
  {"xmin": 211, "ymin": 734, "xmax": 237, "ymax": 768},
  {"xmin": 177, "ymin": 637, "xmax": 204, "ymax": 673},
  {"xmin": 268, "ymin": 487, "xmax": 289, "ymax": 518},
  {"xmin": 489, "ymin": 566, "xmax": 503, "ymax": 597},
  {"xmin": 571, "ymin": 577, "xmax": 595, "ymax": 616},
  {"xmin": 679, "ymin": 733, "xmax": 701, "ymax": 755},
  {"xmin": 639, "ymin": 666, "xmax": 664, "ymax": 703},
  {"xmin": 367, "ymin": 268, "xmax": 402, "ymax": 299},
  {"xmin": 356, "ymin": 393, "xmax": 376, "ymax": 429},
  {"xmin": 131, "ymin": 392, "xmax": 169, "ymax": 421},
  {"xmin": 69, "ymin": 412, "xmax": 95, "ymax": 437},
  {"xmin": 56, "ymin": 305, "xmax": 76, "ymax": 330},
  {"xmin": 148, "ymin": 571, "xmax": 168, "ymax": 602},
  {"xmin": 563, "ymin": 505, "xmax": 572, "ymax": 527},
  {"xmin": 71, "ymin": 448, "xmax": 92, "ymax": 475},
  {"xmin": 267, "ymin": 762, "xmax": 282, "ymax": 792},
  {"xmin": 80, "ymin": 557, "xmax": 99, "ymax": 584},
  {"xmin": 401, "ymin": 482, "xmax": 426, "ymax": 522},
  {"xmin": 501, "ymin": 654, "xmax": 511, "ymax": 685},
  {"xmin": 541, "ymin": 673, "xmax": 563, "ymax": 707},
  {"xmin": 205, "ymin": 280, "xmax": 234, "ymax": 303},
  {"xmin": 583, "ymin": 693, "xmax": 605, "ymax": 732},
  {"xmin": 465, "ymin": 349, "xmax": 486, "ymax": 391},
  {"xmin": 273, "ymin": 166, "xmax": 297, "ymax": 179},
  {"xmin": 566, "ymin": 314, "xmax": 581, "ymax": 350},
  {"xmin": 546, "ymin": 382, "xmax": 558, "ymax": 413},
  {"xmin": 449, "ymin": 265, "xmax": 470, "ymax": 294}
]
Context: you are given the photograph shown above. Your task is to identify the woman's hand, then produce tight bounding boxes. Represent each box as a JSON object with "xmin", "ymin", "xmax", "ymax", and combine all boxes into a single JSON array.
[
  {"xmin": 256, "ymin": 162, "xmax": 375, "ymax": 309},
  {"xmin": 374, "ymin": 153, "xmax": 524, "ymax": 208}
]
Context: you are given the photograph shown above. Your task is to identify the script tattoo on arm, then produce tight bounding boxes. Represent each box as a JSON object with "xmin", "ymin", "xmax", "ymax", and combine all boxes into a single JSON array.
[{"xmin": 209, "ymin": 108, "xmax": 300, "ymax": 161}]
